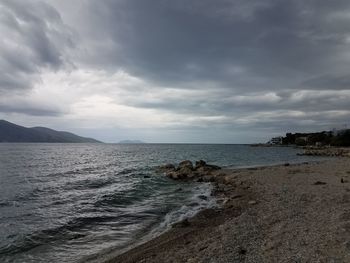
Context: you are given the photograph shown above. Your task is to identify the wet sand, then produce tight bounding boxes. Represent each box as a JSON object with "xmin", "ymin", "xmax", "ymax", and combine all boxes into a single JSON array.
[{"xmin": 104, "ymin": 158, "xmax": 350, "ymax": 263}]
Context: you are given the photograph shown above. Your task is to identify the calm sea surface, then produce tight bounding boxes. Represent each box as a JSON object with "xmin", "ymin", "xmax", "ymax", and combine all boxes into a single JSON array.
[{"xmin": 0, "ymin": 143, "xmax": 323, "ymax": 262}]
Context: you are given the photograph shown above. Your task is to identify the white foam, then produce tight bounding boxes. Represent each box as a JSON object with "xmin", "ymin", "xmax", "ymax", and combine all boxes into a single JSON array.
[{"xmin": 148, "ymin": 182, "xmax": 217, "ymax": 238}]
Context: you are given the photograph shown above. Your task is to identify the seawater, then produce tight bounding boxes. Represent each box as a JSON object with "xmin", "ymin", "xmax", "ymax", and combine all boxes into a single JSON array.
[{"xmin": 0, "ymin": 143, "xmax": 322, "ymax": 262}]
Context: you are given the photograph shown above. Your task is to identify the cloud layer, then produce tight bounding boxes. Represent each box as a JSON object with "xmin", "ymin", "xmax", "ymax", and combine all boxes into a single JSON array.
[{"xmin": 1, "ymin": 0, "xmax": 350, "ymax": 142}]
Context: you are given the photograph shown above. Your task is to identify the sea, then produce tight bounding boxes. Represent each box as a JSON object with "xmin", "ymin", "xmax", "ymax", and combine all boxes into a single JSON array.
[{"xmin": 0, "ymin": 143, "xmax": 325, "ymax": 263}]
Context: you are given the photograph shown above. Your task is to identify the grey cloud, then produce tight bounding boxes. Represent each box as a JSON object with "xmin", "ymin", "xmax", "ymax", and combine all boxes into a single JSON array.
[
  {"xmin": 70, "ymin": 0, "xmax": 350, "ymax": 92},
  {"xmin": 303, "ymin": 74, "xmax": 350, "ymax": 90},
  {"xmin": 3, "ymin": 0, "xmax": 350, "ymax": 141},
  {"xmin": 0, "ymin": 99, "xmax": 63, "ymax": 116},
  {"xmin": 0, "ymin": 0, "xmax": 75, "ymax": 93}
]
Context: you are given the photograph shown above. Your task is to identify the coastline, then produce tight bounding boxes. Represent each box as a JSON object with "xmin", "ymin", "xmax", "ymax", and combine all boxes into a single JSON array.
[{"xmin": 103, "ymin": 158, "xmax": 350, "ymax": 262}]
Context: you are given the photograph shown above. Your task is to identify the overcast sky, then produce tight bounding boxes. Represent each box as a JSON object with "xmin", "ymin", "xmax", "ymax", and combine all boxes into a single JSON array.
[{"xmin": 1, "ymin": 0, "xmax": 350, "ymax": 143}]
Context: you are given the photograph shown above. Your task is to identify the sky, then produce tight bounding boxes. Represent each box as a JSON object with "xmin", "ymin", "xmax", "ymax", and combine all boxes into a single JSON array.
[{"xmin": 1, "ymin": 0, "xmax": 350, "ymax": 143}]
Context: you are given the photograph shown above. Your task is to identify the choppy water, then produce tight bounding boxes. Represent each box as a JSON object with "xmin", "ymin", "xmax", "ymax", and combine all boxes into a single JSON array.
[{"xmin": 0, "ymin": 143, "xmax": 322, "ymax": 262}]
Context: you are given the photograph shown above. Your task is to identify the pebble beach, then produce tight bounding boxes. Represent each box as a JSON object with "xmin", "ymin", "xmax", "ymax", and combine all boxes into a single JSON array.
[{"xmin": 105, "ymin": 157, "xmax": 350, "ymax": 263}]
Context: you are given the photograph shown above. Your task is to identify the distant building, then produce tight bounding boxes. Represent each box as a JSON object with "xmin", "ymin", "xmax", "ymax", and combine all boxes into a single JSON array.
[{"xmin": 268, "ymin": 136, "xmax": 283, "ymax": 145}]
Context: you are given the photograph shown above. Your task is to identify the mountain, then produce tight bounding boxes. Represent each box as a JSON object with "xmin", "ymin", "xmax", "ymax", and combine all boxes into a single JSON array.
[
  {"xmin": 0, "ymin": 120, "xmax": 101, "ymax": 143},
  {"xmin": 118, "ymin": 140, "xmax": 145, "ymax": 144}
]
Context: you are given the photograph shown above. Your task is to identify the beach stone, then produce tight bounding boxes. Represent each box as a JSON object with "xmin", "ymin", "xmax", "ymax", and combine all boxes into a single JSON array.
[
  {"xmin": 313, "ymin": 181, "xmax": 327, "ymax": 185},
  {"xmin": 248, "ymin": 200, "xmax": 257, "ymax": 205}
]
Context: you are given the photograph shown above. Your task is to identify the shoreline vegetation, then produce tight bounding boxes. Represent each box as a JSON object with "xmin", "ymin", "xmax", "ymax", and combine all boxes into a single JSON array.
[{"xmin": 103, "ymin": 153, "xmax": 350, "ymax": 263}]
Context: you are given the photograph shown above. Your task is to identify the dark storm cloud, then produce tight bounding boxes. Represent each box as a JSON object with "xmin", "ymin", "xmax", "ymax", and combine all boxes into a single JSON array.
[
  {"xmin": 0, "ymin": 103, "xmax": 61, "ymax": 116},
  {"xmin": 80, "ymin": 0, "xmax": 350, "ymax": 91},
  {"xmin": 2, "ymin": 0, "xmax": 350, "ymax": 140},
  {"xmin": 0, "ymin": 0, "xmax": 74, "ymax": 93}
]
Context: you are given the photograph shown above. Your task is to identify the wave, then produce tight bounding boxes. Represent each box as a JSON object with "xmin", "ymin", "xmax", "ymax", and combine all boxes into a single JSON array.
[{"xmin": 0, "ymin": 214, "xmax": 122, "ymax": 256}]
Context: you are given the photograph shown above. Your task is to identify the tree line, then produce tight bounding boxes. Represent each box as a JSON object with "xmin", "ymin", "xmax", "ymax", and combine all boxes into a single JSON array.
[{"xmin": 282, "ymin": 130, "xmax": 350, "ymax": 146}]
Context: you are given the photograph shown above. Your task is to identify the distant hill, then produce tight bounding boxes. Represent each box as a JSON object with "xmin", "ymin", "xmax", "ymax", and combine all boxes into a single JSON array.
[
  {"xmin": 0, "ymin": 120, "xmax": 101, "ymax": 143},
  {"xmin": 118, "ymin": 140, "xmax": 145, "ymax": 144}
]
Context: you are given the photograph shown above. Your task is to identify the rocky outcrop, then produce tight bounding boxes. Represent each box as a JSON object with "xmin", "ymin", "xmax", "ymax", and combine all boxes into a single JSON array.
[
  {"xmin": 298, "ymin": 147, "xmax": 350, "ymax": 157},
  {"xmin": 158, "ymin": 160, "xmax": 221, "ymax": 180}
]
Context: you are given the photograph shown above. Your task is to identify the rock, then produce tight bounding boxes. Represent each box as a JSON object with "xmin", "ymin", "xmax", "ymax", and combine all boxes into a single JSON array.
[
  {"xmin": 238, "ymin": 247, "xmax": 247, "ymax": 255},
  {"xmin": 202, "ymin": 175, "xmax": 215, "ymax": 182},
  {"xmin": 284, "ymin": 163, "xmax": 290, "ymax": 166},
  {"xmin": 178, "ymin": 166, "xmax": 194, "ymax": 178},
  {"xmin": 143, "ymin": 175, "xmax": 150, "ymax": 178},
  {"xmin": 162, "ymin": 160, "xmax": 221, "ymax": 180},
  {"xmin": 195, "ymin": 160, "xmax": 206, "ymax": 169},
  {"xmin": 166, "ymin": 172, "xmax": 179, "ymax": 180},
  {"xmin": 313, "ymin": 181, "xmax": 327, "ymax": 185},
  {"xmin": 195, "ymin": 166, "xmax": 211, "ymax": 174},
  {"xmin": 157, "ymin": 163, "xmax": 175, "ymax": 172},
  {"xmin": 199, "ymin": 245, "xmax": 208, "ymax": 251},
  {"xmin": 164, "ymin": 163, "xmax": 175, "ymax": 169},
  {"xmin": 222, "ymin": 198, "xmax": 230, "ymax": 205},
  {"xmin": 178, "ymin": 160, "xmax": 194, "ymax": 170},
  {"xmin": 248, "ymin": 200, "xmax": 257, "ymax": 205},
  {"xmin": 206, "ymin": 164, "xmax": 221, "ymax": 170},
  {"xmin": 231, "ymin": 194, "xmax": 243, "ymax": 199}
]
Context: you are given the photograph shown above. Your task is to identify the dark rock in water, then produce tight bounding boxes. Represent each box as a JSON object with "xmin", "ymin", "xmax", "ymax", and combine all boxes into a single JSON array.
[
  {"xmin": 206, "ymin": 164, "xmax": 221, "ymax": 170},
  {"xmin": 178, "ymin": 166, "xmax": 194, "ymax": 177},
  {"xmin": 284, "ymin": 163, "xmax": 290, "ymax": 166},
  {"xmin": 178, "ymin": 160, "xmax": 194, "ymax": 170},
  {"xmin": 143, "ymin": 175, "xmax": 151, "ymax": 178},
  {"xmin": 164, "ymin": 163, "xmax": 175, "ymax": 169},
  {"xmin": 195, "ymin": 160, "xmax": 207, "ymax": 169},
  {"xmin": 162, "ymin": 160, "xmax": 221, "ymax": 181},
  {"xmin": 166, "ymin": 171, "xmax": 179, "ymax": 180},
  {"xmin": 313, "ymin": 181, "xmax": 327, "ymax": 185},
  {"xmin": 175, "ymin": 188, "xmax": 183, "ymax": 192},
  {"xmin": 158, "ymin": 163, "xmax": 176, "ymax": 172}
]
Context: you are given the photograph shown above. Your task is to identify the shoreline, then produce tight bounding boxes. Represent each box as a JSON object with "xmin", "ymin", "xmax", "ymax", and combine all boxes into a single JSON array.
[{"xmin": 103, "ymin": 158, "xmax": 350, "ymax": 262}]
